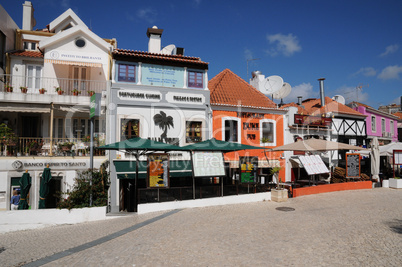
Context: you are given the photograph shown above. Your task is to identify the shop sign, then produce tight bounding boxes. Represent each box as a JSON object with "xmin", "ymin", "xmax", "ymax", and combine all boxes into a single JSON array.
[
  {"xmin": 142, "ymin": 64, "xmax": 184, "ymax": 88},
  {"xmin": 118, "ymin": 89, "xmax": 161, "ymax": 102},
  {"xmin": 346, "ymin": 153, "xmax": 360, "ymax": 178},
  {"xmin": 11, "ymin": 160, "xmax": 87, "ymax": 170},
  {"xmin": 148, "ymin": 154, "xmax": 169, "ymax": 188},
  {"xmin": 294, "ymin": 114, "xmax": 332, "ymax": 126},
  {"xmin": 236, "ymin": 112, "xmax": 264, "ymax": 119},
  {"xmin": 239, "ymin": 157, "xmax": 258, "ymax": 183},
  {"xmin": 46, "ymin": 50, "xmax": 105, "ymax": 63},
  {"xmin": 166, "ymin": 92, "xmax": 205, "ymax": 105}
]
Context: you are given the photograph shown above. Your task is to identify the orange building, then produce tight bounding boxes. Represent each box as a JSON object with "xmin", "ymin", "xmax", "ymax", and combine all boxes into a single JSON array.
[{"xmin": 209, "ymin": 69, "xmax": 287, "ymax": 182}]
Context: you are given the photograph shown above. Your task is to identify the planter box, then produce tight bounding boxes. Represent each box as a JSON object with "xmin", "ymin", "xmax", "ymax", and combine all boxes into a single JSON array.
[
  {"xmin": 271, "ymin": 189, "xmax": 288, "ymax": 202},
  {"xmin": 382, "ymin": 180, "xmax": 389, "ymax": 188},
  {"xmin": 389, "ymin": 178, "xmax": 402, "ymax": 189},
  {"xmin": 293, "ymin": 181, "xmax": 372, "ymax": 197}
]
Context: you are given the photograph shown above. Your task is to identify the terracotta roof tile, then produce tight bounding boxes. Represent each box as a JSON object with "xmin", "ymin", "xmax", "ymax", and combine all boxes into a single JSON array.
[
  {"xmin": 209, "ymin": 69, "xmax": 276, "ymax": 109},
  {"xmin": 306, "ymin": 97, "xmax": 365, "ymax": 117},
  {"xmin": 393, "ymin": 112, "xmax": 402, "ymax": 120},
  {"xmin": 9, "ymin": 50, "xmax": 44, "ymax": 58},
  {"xmin": 281, "ymin": 102, "xmax": 307, "ymax": 114},
  {"xmin": 113, "ymin": 49, "xmax": 208, "ymax": 68}
]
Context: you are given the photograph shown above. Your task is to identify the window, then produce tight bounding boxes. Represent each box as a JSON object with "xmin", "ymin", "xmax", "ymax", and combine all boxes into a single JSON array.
[
  {"xmin": 390, "ymin": 120, "xmax": 394, "ymax": 134},
  {"xmin": 371, "ymin": 116, "xmax": 376, "ymax": 132},
  {"xmin": 57, "ymin": 118, "xmax": 63, "ymax": 139},
  {"xmin": 118, "ymin": 64, "xmax": 136, "ymax": 83},
  {"xmin": 23, "ymin": 41, "xmax": 38, "ymax": 51},
  {"xmin": 75, "ymin": 38, "xmax": 86, "ymax": 48},
  {"xmin": 121, "ymin": 119, "xmax": 140, "ymax": 141},
  {"xmin": 188, "ymin": 70, "xmax": 203, "ymax": 88},
  {"xmin": 260, "ymin": 119, "xmax": 276, "ymax": 146},
  {"xmin": 73, "ymin": 67, "xmax": 88, "ymax": 91},
  {"xmin": 186, "ymin": 121, "xmax": 202, "ymax": 143},
  {"xmin": 381, "ymin": 118, "xmax": 386, "ymax": 133},
  {"xmin": 26, "ymin": 65, "xmax": 42, "ymax": 89},
  {"xmin": 223, "ymin": 118, "xmax": 240, "ymax": 142},
  {"xmin": 0, "ymin": 31, "xmax": 5, "ymax": 67}
]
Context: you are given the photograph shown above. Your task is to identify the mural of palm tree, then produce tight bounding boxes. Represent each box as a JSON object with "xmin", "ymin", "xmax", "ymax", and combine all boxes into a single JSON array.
[{"xmin": 153, "ymin": 111, "xmax": 174, "ymax": 141}]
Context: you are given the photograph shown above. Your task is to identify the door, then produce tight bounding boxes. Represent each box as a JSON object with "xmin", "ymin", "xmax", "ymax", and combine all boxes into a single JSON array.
[
  {"xmin": 45, "ymin": 177, "xmax": 62, "ymax": 209},
  {"xmin": 73, "ymin": 67, "xmax": 89, "ymax": 92},
  {"xmin": 120, "ymin": 179, "xmax": 137, "ymax": 212},
  {"xmin": 21, "ymin": 116, "xmax": 39, "ymax": 137}
]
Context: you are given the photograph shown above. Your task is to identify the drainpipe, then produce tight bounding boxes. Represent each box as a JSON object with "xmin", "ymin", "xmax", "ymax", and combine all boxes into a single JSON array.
[
  {"xmin": 318, "ymin": 78, "xmax": 325, "ymax": 107},
  {"xmin": 49, "ymin": 103, "xmax": 54, "ymax": 156}
]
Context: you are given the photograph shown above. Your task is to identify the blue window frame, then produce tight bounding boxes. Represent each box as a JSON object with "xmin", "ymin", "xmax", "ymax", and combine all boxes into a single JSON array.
[{"xmin": 118, "ymin": 64, "xmax": 136, "ymax": 83}]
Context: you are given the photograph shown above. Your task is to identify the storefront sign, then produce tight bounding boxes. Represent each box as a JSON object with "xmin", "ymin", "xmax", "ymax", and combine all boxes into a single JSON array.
[
  {"xmin": 346, "ymin": 153, "xmax": 360, "ymax": 178},
  {"xmin": 239, "ymin": 157, "xmax": 258, "ymax": 183},
  {"xmin": 118, "ymin": 89, "xmax": 161, "ymax": 102},
  {"xmin": 142, "ymin": 64, "xmax": 184, "ymax": 88},
  {"xmin": 148, "ymin": 154, "xmax": 169, "ymax": 188},
  {"xmin": 294, "ymin": 114, "xmax": 332, "ymax": 127},
  {"xmin": 166, "ymin": 92, "xmax": 205, "ymax": 105},
  {"xmin": 46, "ymin": 50, "xmax": 105, "ymax": 63},
  {"xmin": 90, "ymin": 93, "xmax": 101, "ymax": 118},
  {"xmin": 192, "ymin": 151, "xmax": 225, "ymax": 177},
  {"xmin": 11, "ymin": 160, "xmax": 87, "ymax": 170},
  {"xmin": 236, "ymin": 112, "xmax": 264, "ymax": 119}
]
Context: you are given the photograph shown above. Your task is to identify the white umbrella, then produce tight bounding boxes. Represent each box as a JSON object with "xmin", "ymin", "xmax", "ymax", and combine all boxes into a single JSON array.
[
  {"xmin": 370, "ymin": 137, "xmax": 380, "ymax": 182},
  {"xmin": 379, "ymin": 142, "xmax": 402, "ymax": 156}
]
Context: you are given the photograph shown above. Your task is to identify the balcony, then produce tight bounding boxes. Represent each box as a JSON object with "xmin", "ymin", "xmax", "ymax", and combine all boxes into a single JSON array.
[
  {"xmin": 0, "ymin": 74, "xmax": 107, "ymax": 96},
  {"xmin": 1, "ymin": 137, "xmax": 105, "ymax": 157}
]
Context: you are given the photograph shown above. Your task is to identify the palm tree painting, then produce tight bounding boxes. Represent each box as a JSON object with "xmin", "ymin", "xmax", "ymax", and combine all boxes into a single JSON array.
[{"xmin": 153, "ymin": 111, "xmax": 174, "ymax": 141}]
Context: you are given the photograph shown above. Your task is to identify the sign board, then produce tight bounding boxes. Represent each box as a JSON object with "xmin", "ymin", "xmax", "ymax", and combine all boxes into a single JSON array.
[
  {"xmin": 346, "ymin": 153, "xmax": 360, "ymax": 178},
  {"xmin": 141, "ymin": 64, "xmax": 184, "ymax": 88},
  {"xmin": 192, "ymin": 151, "xmax": 225, "ymax": 177},
  {"xmin": 148, "ymin": 154, "xmax": 169, "ymax": 188},
  {"xmin": 294, "ymin": 114, "xmax": 332, "ymax": 127},
  {"xmin": 239, "ymin": 156, "xmax": 258, "ymax": 183},
  {"xmin": 90, "ymin": 93, "xmax": 101, "ymax": 118},
  {"xmin": 393, "ymin": 150, "xmax": 402, "ymax": 165},
  {"xmin": 299, "ymin": 155, "xmax": 330, "ymax": 175}
]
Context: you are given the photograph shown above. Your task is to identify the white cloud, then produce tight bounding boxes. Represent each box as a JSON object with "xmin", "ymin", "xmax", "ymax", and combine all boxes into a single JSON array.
[
  {"xmin": 352, "ymin": 67, "xmax": 377, "ymax": 77},
  {"xmin": 283, "ymin": 83, "xmax": 316, "ymax": 102},
  {"xmin": 379, "ymin": 44, "xmax": 399, "ymax": 57},
  {"xmin": 334, "ymin": 86, "xmax": 369, "ymax": 104},
  {"xmin": 136, "ymin": 8, "xmax": 157, "ymax": 24},
  {"xmin": 244, "ymin": 48, "xmax": 253, "ymax": 60},
  {"xmin": 378, "ymin": 65, "xmax": 402, "ymax": 80},
  {"xmin": 266, "ymin": 33, "xmax": 301, "ymax": 57}
]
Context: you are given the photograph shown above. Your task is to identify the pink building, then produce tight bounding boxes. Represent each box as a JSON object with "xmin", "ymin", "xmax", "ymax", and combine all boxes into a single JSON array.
[{"xmin": 349, "ymin": 102, "xmax": 398, "ymax": 145}]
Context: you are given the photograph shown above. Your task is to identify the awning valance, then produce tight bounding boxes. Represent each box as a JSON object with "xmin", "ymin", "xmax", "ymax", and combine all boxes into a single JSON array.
[
  {"xmin": 45, "ymin": 59, "xmax": 102, "ymax": 68},
  {"xmin": 0, "ymin": 104, "xmax": 50, "ymax": 113}
]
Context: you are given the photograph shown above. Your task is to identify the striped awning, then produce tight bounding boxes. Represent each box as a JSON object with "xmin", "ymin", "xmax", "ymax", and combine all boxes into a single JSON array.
[
  {"xmin": 45, "ymin": 59, "xmax": 102, "ymax": 68},
  {"xmin": 0, "ymin": 104, "xmax": 50, "ymax": 113}
]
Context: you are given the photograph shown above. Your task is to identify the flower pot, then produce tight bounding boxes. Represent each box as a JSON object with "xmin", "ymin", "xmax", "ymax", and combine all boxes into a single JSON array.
[
  {"xmin": 389, "ymin": 178, "xmax": 402, "ymax": 189},
  {"xmin": 271, "ymin": 189, "xmax": 288, "ymax": 202},
  {"xmin": 57, "ymin": 91, "xmax": 64, "ymax": 95},
  {"xmin": 88, "ymin": 92, "xmax": 95, "ymax": 97},
  {"xmin": 6, "ymin": 87, "xmax": 13, "ymax": 93},
  {"xmin": 21, "ymin": 88, "xmax": 28, "ymax": 93},
  {"xmin": 39, "ymin": 89, "xmax": 46, "ymax": 94},
  {"xmin": 73, "ymin": 92, "xmax": 79, "ymax": 96}
]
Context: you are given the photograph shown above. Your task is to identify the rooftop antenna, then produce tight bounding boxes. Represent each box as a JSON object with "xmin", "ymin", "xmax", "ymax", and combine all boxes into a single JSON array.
[
  {"xmin": 247, "ymin": 58, "xmax": 260, "ymax": 81},
  {"xmin": 356, "ymin": 83, "xmax": 369, "ymax": 102}
]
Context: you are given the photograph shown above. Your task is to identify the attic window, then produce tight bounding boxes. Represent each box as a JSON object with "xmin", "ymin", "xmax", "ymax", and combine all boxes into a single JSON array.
[{"xmin": 75, "ymin": 38, "xmax": 86, "ymax": 48}]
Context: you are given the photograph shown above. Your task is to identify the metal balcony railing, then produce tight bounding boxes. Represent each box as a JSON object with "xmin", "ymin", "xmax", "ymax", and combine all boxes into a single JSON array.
[
  {"xmin": 0, "ymin": 137, "xmax": 105, "ymax": 157},
  {"xmin": 0, "ymin": 74, "xmax": 107, "ymax": 96}
]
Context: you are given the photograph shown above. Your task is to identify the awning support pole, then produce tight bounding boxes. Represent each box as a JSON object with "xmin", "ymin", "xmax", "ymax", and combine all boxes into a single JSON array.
[{"xmin": 49, "ymin": 103, "xmax": 54, "ymax": 156}]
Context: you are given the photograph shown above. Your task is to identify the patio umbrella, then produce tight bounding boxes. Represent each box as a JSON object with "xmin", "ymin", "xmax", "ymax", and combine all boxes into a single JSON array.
[
  {"xmin": 370, "ymin": 137, "xmax": 380, "ymax": 182},
  {"xmin": 378, "ymin": 142, "xmax": 402, "ymax": 156},
  {"xmin": 18, "ymin": 172, "xmax": 31, "ymax": 210},
  {"xmin": 270, "ymin": 138, "xmax": 367, "ymax": 152},
  {"xmin": 98, "ymin": 137, "xmax": 186, "ymax": 152},
  {"xmin": 180, "ymin": 138, "xmax": 263, "ymax": 152},
  {"xmin": 39, "ymin": 167, "xmax": 52, "ymax": 209}
]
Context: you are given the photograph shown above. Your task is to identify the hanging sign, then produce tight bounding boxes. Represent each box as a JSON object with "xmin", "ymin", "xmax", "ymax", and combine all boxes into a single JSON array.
[
  {"xmin": 239, "ymin": 156, "xmax": 258, "ymax": 183},
  {"xmin": 90, "ymin": 93, "xmax": 101, "ymax": 118},
  {"xmin": 148, "ymin": 154, "xmax": 169, "ymax": 188}
]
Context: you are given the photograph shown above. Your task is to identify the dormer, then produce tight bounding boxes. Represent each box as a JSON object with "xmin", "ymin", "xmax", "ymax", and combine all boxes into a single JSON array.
[{"xmin": 48, "ymin": 8, "xmax": 87, "ymax": 33}]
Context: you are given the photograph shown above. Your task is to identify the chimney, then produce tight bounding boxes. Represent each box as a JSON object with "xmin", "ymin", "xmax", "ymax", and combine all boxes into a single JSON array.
[
  {"xmin": 22, "ymin": 1, "xmax": 36, "ymax": 31},
  {"xmin": 318, "ymin": 78, "xmax": 325, "ymax": 107},
  {"xmin": 146, "ymin": 26, "xmax": 163, "ymax": 53},
  {"xmin": 297, "ymin": 96, "xmax": 302, "ymax": 105}
]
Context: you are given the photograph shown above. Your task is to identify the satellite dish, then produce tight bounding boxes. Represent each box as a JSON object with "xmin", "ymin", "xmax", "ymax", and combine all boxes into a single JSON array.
[
  {"xmin": 332, "ymin": 95, "xmax": 345, "ymax": 105},
  {"xmin": 273, "ymin": 82, "xmax": 292, "ymax": 99},
  {"xmin": 160, "ymin": 44, "xmax": 176, "ymax": 55},
  {"xmin": 260, "ymin": 75, "xmax": 283, "ymax": 94}
]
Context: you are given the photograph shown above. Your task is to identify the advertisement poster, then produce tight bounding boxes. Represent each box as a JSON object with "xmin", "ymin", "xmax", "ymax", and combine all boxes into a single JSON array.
[
  {"xmin": 239, "ymin": 156, "xmax": 258, "ymax": 183},
  {"xmin": 192, "ymin": 152, "xmax": 225, "ymax": 177},
  {"xmin": 346, "ymin": 153, "xmax": 360, "ymax": 178},
  {"xmin": 148, "ymin": 154, "xmax": 169, "ymax": 188}
]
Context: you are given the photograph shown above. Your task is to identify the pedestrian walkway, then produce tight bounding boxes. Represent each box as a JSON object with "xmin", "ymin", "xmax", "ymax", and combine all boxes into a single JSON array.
[{"xmin": 0, "ymin": 188, "xmax": 401, "ymax": 266}]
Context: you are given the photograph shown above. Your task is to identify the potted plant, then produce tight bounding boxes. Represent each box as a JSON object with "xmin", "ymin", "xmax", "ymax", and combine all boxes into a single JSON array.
[
  {"xmin": 55, "ymin": 87, "xmax": 64, "ymax": 95},
  {"xmin": 20, "ymin": 86, "xmax": 28, "ymax": 93},
  {"xmin": 5, "ymin": 84, "xmax": 13, "ymax": 92},
  {"xmin": 88, "ymin": 90, "xmax": 95, "ymax": 96},
  {"xmin": 72, "ymin": 89, "xmax": 81, "ymax": 96},
  {"xmin": 39, "ymin": 88, "xmax": 46, "ymax": 94},
  {"xmin": 58, "ymin": 141, "xmax": 74, "ymax": 152},
  {"xmin": 389, "ymin": 177, "xmax": 402, "ymax": 189},
  {"xmin": 26, "ymin": 140, "xmax": 42, "ymax": 155},
  {"xmin": 82, "ymin": 135, "xmax": 91, "ymax": 146},
  {"xmin": 270, "ymin": 167, "xmax": 288, "ymax": 202},
  {"xmin": 0, "ymin": 123, "xmax": 18, "ymax": 155}
]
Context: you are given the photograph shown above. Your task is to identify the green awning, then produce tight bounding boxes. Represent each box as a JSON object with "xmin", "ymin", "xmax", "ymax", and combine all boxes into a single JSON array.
[
  {"xmin": 181, "ymin": 138, "xmax": 263, "ymax": 152},
  {"xmin": 114, "ymin": 160, "xmax": 192, "ymax": 179},
  {"xmin": 99, "ymin": 137, "xmax": 187, "ymax": 151}
]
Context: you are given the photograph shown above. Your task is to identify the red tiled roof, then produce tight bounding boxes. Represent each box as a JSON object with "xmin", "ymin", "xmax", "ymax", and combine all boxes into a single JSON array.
[
  {"xmin": 113, "ymin": 49, "xmax": 208, "ymax": 68},
  {"xmin": 281, "ymin": 102, "xmax": 307, "ymax": 114},
  {"xmin": 305, "ymin": 97, "xmax": 365, "ymax": 117},
  {"xmin": 9, "ymin": 50, "xmax": 44, "ymax": 58},
  {"xmin": 209, "ymin": 69, "xmax": 276, "ymax": 109},
  {"xmin": 393, "ymin": 112, "xmax": 402, "ymax": 120},
  {"xmin": 349, "ymin": 101, "xmax": 372, "ymax": 109}
]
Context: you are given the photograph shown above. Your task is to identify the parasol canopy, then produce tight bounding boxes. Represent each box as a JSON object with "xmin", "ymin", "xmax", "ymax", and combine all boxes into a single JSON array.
[
  {"xmin": 18, "ymin": 172, "xmax": 31, "ymax": 210},
  {"xmin": 270, "ymin": 138, "xmax": 367, "ymax": 152},
  {"xmin": 39, "ymin": 167, "xmax": 52, "ymax": 209},
  {"xmin": 370, "ymin": 137, "xmax": 380, "ymax": 182},
  {"xmin": 181, "ymin": 138, "xmax": 263, "ymax": 152}
]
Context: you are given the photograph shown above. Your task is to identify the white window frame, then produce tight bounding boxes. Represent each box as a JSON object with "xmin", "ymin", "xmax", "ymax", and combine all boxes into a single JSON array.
[
  {"xmin": 371, "ymin": 115, "xmax": 376, "ymax": 132},
  {"xmin": 260, "ymin": 119, "xmax": 276, "ymax": 147},
  {"xmin": 222, "ymin": 117, "xmax": 241, "ymax": 144},
  {"xmin": 390, "ymin": 120, "xmax": 394, "ymax": 135},
  {"xmin": 381, "ymin": 118, "xmax": 386, "ymax": 133},
  {"xmin": 26, "ymin": 64, "xmax": 42, "ymax": 90}
]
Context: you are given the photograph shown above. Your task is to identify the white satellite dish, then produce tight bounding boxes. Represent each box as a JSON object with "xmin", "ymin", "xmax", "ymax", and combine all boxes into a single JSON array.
[
  {"xmin": 332, "ymin": 95, "xmax": 345, "ymax": 105},
  {"xmin": 160, "ymin": 44, "xmax": 176, "ymax": 55},
  {"xmin": 273, "ymin": 82, "xmax": 292, "ymax": 99},
  {"xmin": 260, "ymin": 75, "xmax": 283, "ymax": 94}
]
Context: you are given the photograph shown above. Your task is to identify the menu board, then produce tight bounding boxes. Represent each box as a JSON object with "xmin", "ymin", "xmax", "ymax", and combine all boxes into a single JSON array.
[
  {"xmin": 346, "ymin": 153, "xmax": 360, "ymax": 178},
  {"xmin": 393, "ymin": 150, "xmax": 402, "ymax": 165},
  {"xmin": 239, "ymin": 157, "xmax": 258, "ymax": 183},
  {"xmin": 192, "ymin": 151, "xmax": 225, "ymax": 177},
  {"xmin": 299, "ymin": 155, "xmax": 330, "ymax": 175},
  {"xmin": 148, "ymin": 154, "xmax": 169, "ymax": 188}
]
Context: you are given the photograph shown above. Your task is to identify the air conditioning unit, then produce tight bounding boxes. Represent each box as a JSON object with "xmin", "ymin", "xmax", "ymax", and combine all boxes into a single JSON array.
[{"xmin": 382, "ymin": 132, "xmax": 392, "ymax": 138}]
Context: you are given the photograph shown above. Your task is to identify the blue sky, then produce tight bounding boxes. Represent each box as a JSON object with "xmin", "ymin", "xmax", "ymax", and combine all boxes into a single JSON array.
[{"xmin": 2, "ymin": 0, "xmax": 402, "ymax": 108}]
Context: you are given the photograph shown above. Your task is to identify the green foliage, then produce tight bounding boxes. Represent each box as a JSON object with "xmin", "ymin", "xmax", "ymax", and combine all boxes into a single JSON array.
[{"xmin": 57, "ymin": 163, "xmax": 110, "ymax": 210}]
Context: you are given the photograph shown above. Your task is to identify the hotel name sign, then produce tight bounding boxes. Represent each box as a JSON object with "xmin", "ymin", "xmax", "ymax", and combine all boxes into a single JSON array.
[{"xmin": 11, "ymin": 160, "xmax": 87, "ymax": 170}]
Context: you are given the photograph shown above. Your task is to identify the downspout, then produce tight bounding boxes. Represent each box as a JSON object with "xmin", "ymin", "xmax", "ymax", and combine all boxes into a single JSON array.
[{"xmin": 49, "ymin": 103, "xmax": 54, "ymax": 156}]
